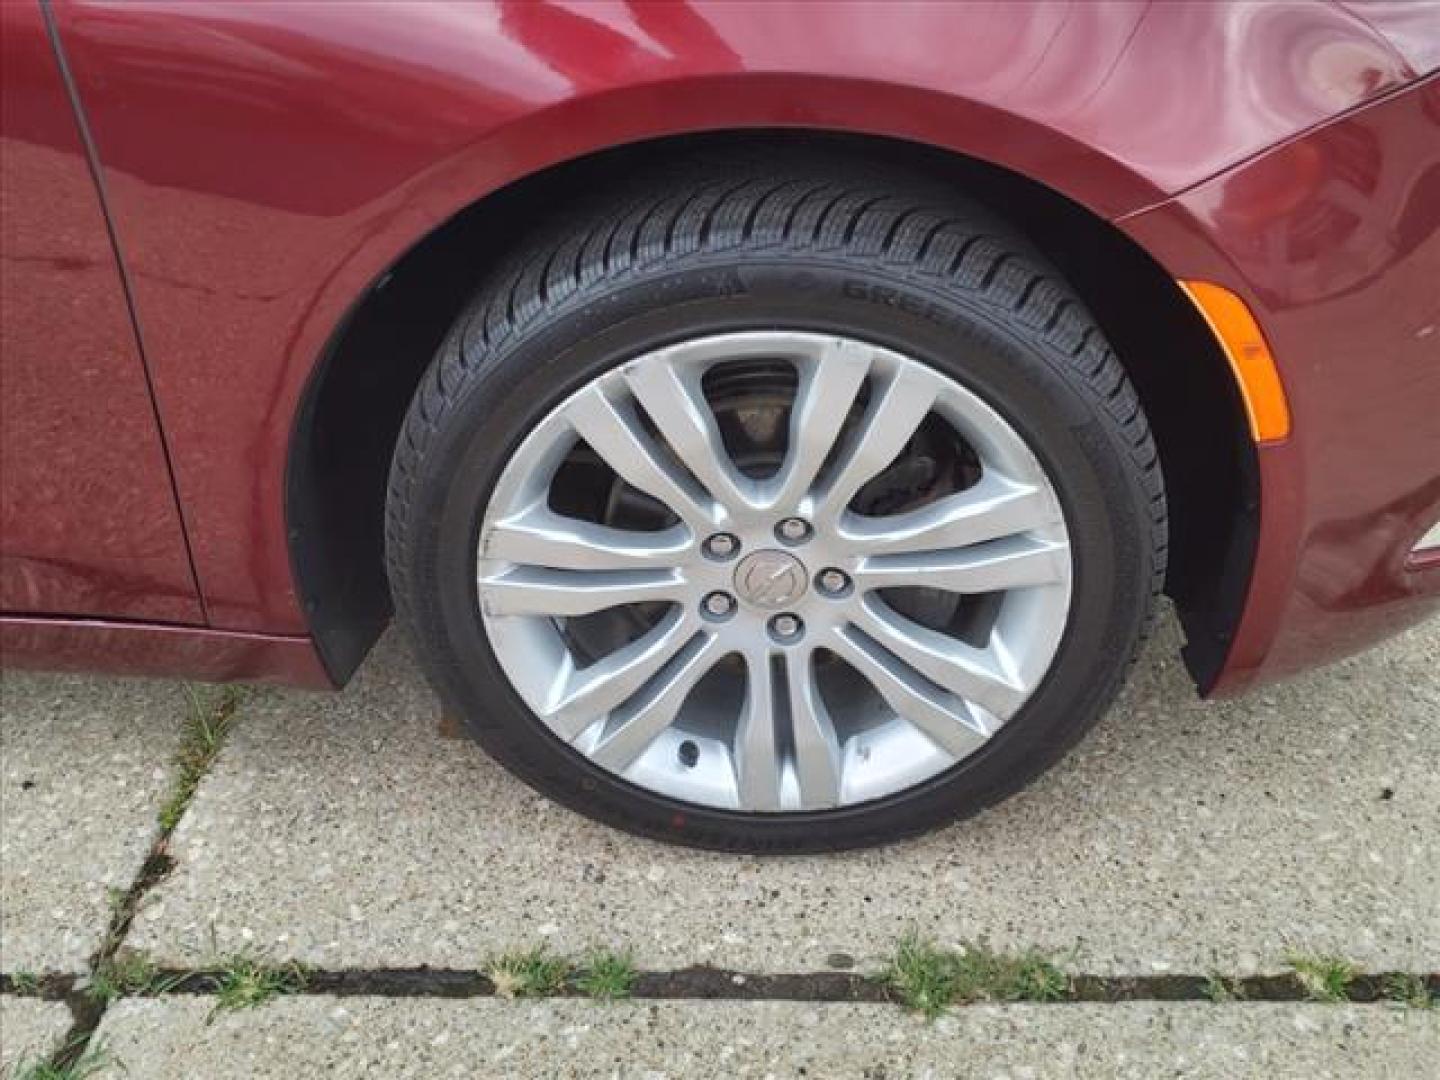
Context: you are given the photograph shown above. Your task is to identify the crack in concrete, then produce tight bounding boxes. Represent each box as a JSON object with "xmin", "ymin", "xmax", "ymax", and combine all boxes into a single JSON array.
[
  {"xmin": 6, "ymin": 968, "xmax": 1436, "ymax": 1006},
  {"xmin": 26, "ymin": 689, "xmax": 239, "ymax": 1073}
]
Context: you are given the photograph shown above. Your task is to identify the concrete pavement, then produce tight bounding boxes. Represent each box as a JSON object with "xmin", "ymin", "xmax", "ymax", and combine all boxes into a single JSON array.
[
  {"xmin": 2, "ymin": 608, "xmax": 1436, "ymax": 1077},
  {"xmin": 129, "ymin": 615, "xmax": 1439, "ymax": 976}
]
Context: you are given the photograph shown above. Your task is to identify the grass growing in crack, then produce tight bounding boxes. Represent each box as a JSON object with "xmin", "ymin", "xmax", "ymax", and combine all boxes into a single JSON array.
[
  {"xmin": 1204, "ymin": 973, "xmax": 1245, "ymax": 1003},
  {"xmin": 885, "ymin": 935, "xmax": 1069, "ymax": 1018},
  {"xmin": 1287, "ymin": 954, "xmax": 1355, "ymax": 1003},
  {"xmin": 885, "ymin": 936, "xmax": 958, "ymax": 1018},
  {"xmin": 206, "ymin": 953, "xmax": 310, "ymax": 1018},
  {"xmin": 11, "ymin": 1038, "xmax": 113, "ymax": 1080},
  {"xmin": 9, "ymin": 970, "xmax": 41, "ymax": 995},
  {"xmin": 574, "ymin": 950, "xmax": 637, "ymax": 1001},
  {"xmin": 157, "ymin": 685, "xmax": 243, "ymax": 832},
  {"xmin": 484, "ymin": 946, "xmax": 572, "ymax": 999},
  {"xmin": 1381, "ymin": 973, "xmax": 1435, "ymax": 1010},
  {"xmin": 88, "ymin": 949, "xmax": 182, "ymax": 1002}
]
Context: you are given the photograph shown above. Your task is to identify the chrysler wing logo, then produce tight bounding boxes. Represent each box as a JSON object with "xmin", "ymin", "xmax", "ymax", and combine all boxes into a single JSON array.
[{"xmin": 734, "ymin": 551, "xmax": 807, "ymax": 609}]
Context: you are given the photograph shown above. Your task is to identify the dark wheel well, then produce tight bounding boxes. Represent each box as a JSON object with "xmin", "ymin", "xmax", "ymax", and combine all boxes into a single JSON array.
[{"xmin": 288, "ymin": 131, "xmax": 1256, "ymax": 689}]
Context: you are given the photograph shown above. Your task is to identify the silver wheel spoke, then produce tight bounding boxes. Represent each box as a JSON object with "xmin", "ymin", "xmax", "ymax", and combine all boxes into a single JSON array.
[
  {"xmin": 479, "ymin": 567, "xmax": 685, "ymax": 617},
  {"xmin": 853, "ymin": 536, "xmax": 1068, "ymax": 595},
  {"xmin": 735, "ymin": 648, "xmax": 783, "ymax": 811},
  {"xmin": 625, "ymin": 360, "xmax": 754, "ymax": 512},
  {"xmin": 484, "ymin": 506, "xmax": 691, "ymax": 570},
  {"xmin": 850, "ymin": 599, "xmax": 1027, "ymax": 721},
  {"xmin": 812, "ymin": 365, "xmax": 937, "ymax": 525},
  {"xmin": 590, "ymin": 634, "xmax": 724, "ymax": 771},
  {"xmin": 564, "ymin": 386, "xmax": 713, "ymax": 527},
  {"xmin": 840, "ymin": 474, "xmax": 1058, "ymax": 556},
  {"xmin": 830, "ymin": 624, "xmax": 988, "ymax": 758},
  {"xmin": 769, "ymin": 340, "xmax": 872, "ymax": 510},
  {"xmin": 545, "ymin": 609, "xmax": 697, "ymax": 739},
  {"xmin": 785, "ymin": 647, "xmax": 842, "ymax": 809}
]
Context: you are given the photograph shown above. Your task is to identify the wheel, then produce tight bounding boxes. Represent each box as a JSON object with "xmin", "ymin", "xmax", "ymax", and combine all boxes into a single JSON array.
[{"xmin": 385, "ymin": 150, "xmax": 1166, "ymax": 852}]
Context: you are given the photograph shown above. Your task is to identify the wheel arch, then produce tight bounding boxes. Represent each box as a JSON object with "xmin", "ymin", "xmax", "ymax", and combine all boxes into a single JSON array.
[{"xmin": 287, "ymin": 128, "xmax": 1257, "ymax": 691}]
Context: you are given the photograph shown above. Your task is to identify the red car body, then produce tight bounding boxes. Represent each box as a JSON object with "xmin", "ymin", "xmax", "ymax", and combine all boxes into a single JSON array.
[{"xmin": 3, "ymin": 1, "xmax": 1438, "ymax": 696}]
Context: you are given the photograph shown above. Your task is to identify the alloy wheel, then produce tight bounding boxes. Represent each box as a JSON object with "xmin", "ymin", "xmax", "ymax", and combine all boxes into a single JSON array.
[{"xmin": 476, "ymin": 331, "xmax": 1072, "ymax": 812}]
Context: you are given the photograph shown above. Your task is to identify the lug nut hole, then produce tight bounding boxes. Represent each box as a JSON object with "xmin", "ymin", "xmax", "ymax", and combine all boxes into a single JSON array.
[
  {"xmin": 768, "ymin": 613, "xmax": 804, "ymax": 643},
  {"xmin": 816, "ymin": 569, "xmax": 851, "ymax": 597},
  {"xmin": 702, "ymin": 591, "xmax": 736, "ymax": 620},
  {"xmin": 775, "ymin": 518, "xmax": 812, "ymax": 545},
  {"xmin": 703, "ymin": 533, "xmax": 739, "ymax": 560}
]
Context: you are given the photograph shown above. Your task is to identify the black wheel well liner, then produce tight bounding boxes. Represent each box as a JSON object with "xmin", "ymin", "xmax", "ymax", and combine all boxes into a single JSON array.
[{"xmin": 286, "ymin": 130, "xmax": 1257, "ymax": 690}]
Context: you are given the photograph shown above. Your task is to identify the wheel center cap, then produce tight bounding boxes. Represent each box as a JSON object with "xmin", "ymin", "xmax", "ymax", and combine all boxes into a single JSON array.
[{"xmin": 734, "ymin": 550, "xmax": 808, "ymax": 609}]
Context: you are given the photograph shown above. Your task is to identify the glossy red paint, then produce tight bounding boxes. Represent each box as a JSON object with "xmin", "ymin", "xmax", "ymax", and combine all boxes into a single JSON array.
[
  {"xmin": 0, "ymin": 616, "xmax": 331, "ymax": 688},
  {"xmin": 0, "ymin": 1, "xmax": 201, "ymax": 623},
  {"xmin": 1122, "ymin": 74, "xmax": 1440, "ymax": 693},
  {"xmin": 1339, "ymin": 2, "xmax": 1440, "ymax": 73},
  {"xmin": 0, "ymin": 1, "xmax": 1435, "ymax": 690}
]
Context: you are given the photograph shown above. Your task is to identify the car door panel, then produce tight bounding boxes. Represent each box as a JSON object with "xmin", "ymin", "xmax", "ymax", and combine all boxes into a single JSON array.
[{"xmin": 0, "ymin": 1, "xmax": 202, "ymax": 623}]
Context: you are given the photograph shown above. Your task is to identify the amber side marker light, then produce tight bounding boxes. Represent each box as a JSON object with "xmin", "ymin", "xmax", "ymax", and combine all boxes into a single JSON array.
[{"xmin": 1179, "ymin": 280, "xmax": 1292, "ymax": 444}]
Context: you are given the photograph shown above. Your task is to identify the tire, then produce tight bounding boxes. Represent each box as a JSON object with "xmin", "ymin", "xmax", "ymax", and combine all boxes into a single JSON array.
[{"xmin": 385, "ymin": 149, "xmax": 1167, "ymax": 853}]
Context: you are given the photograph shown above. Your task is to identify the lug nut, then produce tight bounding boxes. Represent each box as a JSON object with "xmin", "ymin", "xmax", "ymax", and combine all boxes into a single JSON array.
[
  {"xmin": 769, "ymin": 613, "xmax": 804, "ymax": 642},
  {"xmin": 776, "ymin": 517, "xmax": 811, "ymax": 543},
  {"xmin": 703, "ymin": 591, "xmax": 736, "ymax": 618},
  {"xmin": 703, "ymin": 532, "xmax": 738, "ymax": 559},
  {"xmin": 817, "ymin": 569, "xmax": 850, "ymax": 596}
]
